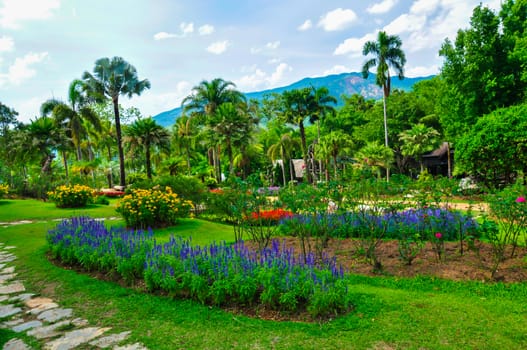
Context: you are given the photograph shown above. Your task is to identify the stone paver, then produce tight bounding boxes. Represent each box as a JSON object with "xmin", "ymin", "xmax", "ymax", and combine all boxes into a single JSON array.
[
  {"xmin": 12, "ymin": 319, "xmax": 43, "ymax": 332},
  {"xmin": 27, "ymin": 302, "xmax": 59, "ymax": 315},
  {"xmin": 3, "ymin": 338, "xmax": 32, "ymax": 350},
  {"xmin": 27, "ymin": 320, "xmax": 72, "ymax": 339},
  {"xmin": 44, "ymin": 326, "xmax": 111, "ymax": 350},
  {"xmin": 0, "ymin": 245, "xmax": 147, "ymax": 350},
  {"xmin": 89, "ymin": 330, "xmax": 131, "ymax": 348},
  {"xmin": 0, "ymin": 282, "xmax": 25, "ymax": 294},
  {"xmin": 37, "ymin": 308, "xmax": 72, "ymax": 322},
  {"xmin": 0, "ymin": 304, "xmax": 22, "ymax": 318}
]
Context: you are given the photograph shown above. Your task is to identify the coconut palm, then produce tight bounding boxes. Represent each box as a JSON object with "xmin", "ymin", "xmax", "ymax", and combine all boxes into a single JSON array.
[
  {"xmin": 355, "ymin": 142, "xmax": 394, "ymax": 180},
  {"xmin": 362, "ymin": 31, "xmax": 406, "ymax": 180},
  {"xmin": 82, "ymin": 57, "xmax": 151, "ymax": 187},
  {"xmin": 182, "ymin": 78, "xmax": 246, "ymax": 182},
  {"xmin": 172, "ymin": 114, "xmax": 198, "ymax": 175},
  {"xmin": 316, "ymin": 131, "xmax": 353, "ymax": 180},
  {"xmin": 124, "ymin": 118, "xmax": 170, "ymax": 179},
  {"xmin": 399, "ymin": 123, "xmax": 440, "ymax": 173}
]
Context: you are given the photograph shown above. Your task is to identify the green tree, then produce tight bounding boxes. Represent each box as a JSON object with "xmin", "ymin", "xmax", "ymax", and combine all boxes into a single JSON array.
[
  {"xmin": 41, "ymin": 79, "xmax": 101, "ymax": 161},
  {"xmin": 124, "ymin": 118, "xmax": 170, "ymax": 179},
  {"xmin": 398, "ymin": 124, "xmax": 440, "ymax": 173},
  {"xmin": 23, "ymin": 117, "xmax": 67, "ymax": 174},
  {"xmin": 362, "ymin": 31, "xmax": 406, "ymax": 153},
  {"xmin": 355, "ymin": 142, "xmax": 394, "ymax": 180},
  {"xmin": 82, "ymin": 57, "xmax": 151, "ymax": 187},
  {"xmin": 172, "ymin": 114, "xmax": 198, "ymax": 175},
  {"xmin": 182, "ymin": 78, "xmax": 246, "ymax": 182},
  {"xmin": 316, "ymin": 130, "xmax": 353, "ymax": 180},
  {"xmin": 267, "ymin": 133, "xmax": 300, "ymax": 184}
]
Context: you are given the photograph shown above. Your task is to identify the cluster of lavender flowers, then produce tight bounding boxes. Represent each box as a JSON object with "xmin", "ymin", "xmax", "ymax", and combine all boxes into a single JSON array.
[
  {"xmin": 280, "ymin": 207, "xmax": 479, "ymax": 241},
  {"xmin": 47, "ymin": 217, "xmax": 352, "ymax": 317}
]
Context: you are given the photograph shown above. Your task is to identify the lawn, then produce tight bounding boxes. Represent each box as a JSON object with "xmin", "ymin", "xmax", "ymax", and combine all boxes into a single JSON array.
[{"xmin": 1, "ymin": 199, "xmax": 527, "ymax": 349}]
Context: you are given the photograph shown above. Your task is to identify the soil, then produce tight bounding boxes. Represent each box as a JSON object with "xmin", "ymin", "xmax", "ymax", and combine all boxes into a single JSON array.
[{"xmin": 248, "ymin": 237, "xmax": 527, "ymax": 283}]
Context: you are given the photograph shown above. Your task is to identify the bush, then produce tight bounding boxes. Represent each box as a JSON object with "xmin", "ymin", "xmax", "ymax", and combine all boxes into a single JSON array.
[
  {"xmin": 48, "ymin": 184, "xmax": 95, "ymax": 208},
  {"xmin": 94, "ymin": 195, "xmax": 110, "ymax": 205},
  {"xmin": 0, "ymin": 183, "xmax": 8, "ymax": 199},
  {"xmin": 115, "ymin": 187, "xmax": 193, "ymax": 229},
  {"xmin": 156, "ymin": 175, "xmax": 208, "ymax": 206}
]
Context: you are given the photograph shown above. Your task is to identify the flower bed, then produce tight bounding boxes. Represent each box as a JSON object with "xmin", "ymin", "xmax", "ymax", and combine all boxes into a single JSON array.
[
  {"xmin": 47, "ymin": 216, "xmax": 353, "ymax": 318},
  {"xmin": 48, "ymin": 184, "xmax": 95, "ymax": 208}
]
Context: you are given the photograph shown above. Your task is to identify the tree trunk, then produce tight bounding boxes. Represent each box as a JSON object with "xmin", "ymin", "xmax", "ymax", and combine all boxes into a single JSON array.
[
  {"xmin": 299, "ymin": 123, "xmax": 312, "ymax": 183},
  {"xmin": 113, "ymin": 97, "xmax": 126, "ymax": 187},
  {"xmin": 62, "ymin": 150, "xmax": 69, "ymax": 183},
  {"xmin": 185, "ymin": 143, "xmax": 191, "ymax": 175},
  {"xmin": 145, "ymin": 142, "xmax": 152, "ymax": 179},
  {"xmin": 382, "ymin": 92, "xmax": 390, "ymax": 182}
]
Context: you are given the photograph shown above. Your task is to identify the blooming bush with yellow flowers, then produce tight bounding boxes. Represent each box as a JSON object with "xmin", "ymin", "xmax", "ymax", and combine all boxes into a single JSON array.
[
  {"xmin": 0, "ymin": 184, "xmax": 9, "ymax": 199},
  {"xmin": 116, "ymin": 187, "xmax": 194, "ymax": 229},
  {"xmin": 48, "ymin": 184, "xmax": 95, "ymax": 208}
]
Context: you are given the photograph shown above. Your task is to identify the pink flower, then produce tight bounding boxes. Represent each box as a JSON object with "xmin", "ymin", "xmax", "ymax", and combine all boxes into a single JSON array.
[
  {"xmin": 435, "ymin": 232, "xmax": 442, "ymax": 239},
  {"xmin": 516, "ymin": 196, "xmax": 526, "ymax": 203}
]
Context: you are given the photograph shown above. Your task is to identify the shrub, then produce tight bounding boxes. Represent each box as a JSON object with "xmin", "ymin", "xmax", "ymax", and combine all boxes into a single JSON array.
[
  {"xmin": 115, "ymin": 187, "xmax": 193, "ymax": 229},
  {"xmin": 0, "ymin": 183, "xmax": 8, "ymax": 199},
  {"xmin": 48, "ymin": 184, "xmax": 95, "ymax": 208}
]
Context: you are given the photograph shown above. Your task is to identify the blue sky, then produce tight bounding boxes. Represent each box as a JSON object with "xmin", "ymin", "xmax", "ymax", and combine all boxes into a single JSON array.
[{"xmin": 0, "ymin": 0, "xmax": 501, "ymax": 123}]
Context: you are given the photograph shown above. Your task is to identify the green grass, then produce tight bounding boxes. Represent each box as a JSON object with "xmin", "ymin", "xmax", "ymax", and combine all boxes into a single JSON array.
[{"xmin": 0, "ymin": 199, "xmax": 527, "ymax": 349}]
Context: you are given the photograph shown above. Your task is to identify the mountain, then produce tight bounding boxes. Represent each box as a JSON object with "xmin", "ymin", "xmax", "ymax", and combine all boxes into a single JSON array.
[{"xmin": 153, "ymin": 72, "xmax": 434, "ymax": 127}]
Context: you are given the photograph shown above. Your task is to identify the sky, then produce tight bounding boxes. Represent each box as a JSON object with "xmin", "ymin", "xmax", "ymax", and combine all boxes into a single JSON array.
[{"xmin": 0, "ymin": 0, "xmax": 502, "ymax": 123}]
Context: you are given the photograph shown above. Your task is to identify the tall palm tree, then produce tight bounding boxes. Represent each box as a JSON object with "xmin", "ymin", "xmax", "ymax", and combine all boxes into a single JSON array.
[
  {"xmin": 82, "ymin": 57, "xmax": 151, "ymax": 187},
  {"xmin": 172, "ymin": 114, "xmax": 197, "ymax": 175},
  {"xmin": 23, "ymin": 117, "xmax": 67, "ymax": 174},
  {"xmin": 41, "ymin": 79, "xmax": 101, "ymax": 162},
  {"xmin": 277, "ymin": 88, "xmax": 316, "ymax": 183},
  {"xmin": 124, "ymin": 118, "xmax": 170, "ymax": 179},
  {"xmin": 399, "ymin": 124, "xmax": 440, "ymax": 173},
  {"xmin": 181, "ymin": 78, "xmax": 246, "ymax": 182},
  {"xmin": 267, "ymin": 133, "xmax": 300, "ymax": 185},
  {"xmin": 362, "ymin": 31, "xmax": 406, "ymax": 180}
]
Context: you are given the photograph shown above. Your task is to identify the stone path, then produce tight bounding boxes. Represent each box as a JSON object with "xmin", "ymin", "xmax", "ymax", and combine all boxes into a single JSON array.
[{"xmin": 0, "ymin": 243, "xmax": 148, "ymax": 350}]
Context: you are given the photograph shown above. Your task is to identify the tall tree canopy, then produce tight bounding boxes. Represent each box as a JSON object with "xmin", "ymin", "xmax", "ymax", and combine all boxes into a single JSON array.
[{"xmin": 82, "ymin": 57, "xmax": 151, "ymax": 187}]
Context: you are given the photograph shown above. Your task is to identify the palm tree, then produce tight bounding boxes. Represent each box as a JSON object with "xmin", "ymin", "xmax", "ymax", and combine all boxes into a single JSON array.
[
  {"xmin": 182, "ymin": 78, "xmax": 246, "ymax": 182},
  {"xmin": 355, "ymin": 142, "xmax": 394, "ymax": 180},
  {"xmin": 362, "ymin": 31, "xmax": 406, "ymax": 180},
  {"xmin": 24, "ymin": 117, "xmax": 67, "ymax": 174},
  {"xmin": 398, "ymin": 124, "xmax": 440, "ymax": 173},
  {"xmin": 316, "ymin": 131, "xmax": 353, "ymax": 180},
  {"xmin": 172, "ymin": 114, "xmax": 197, "ymax": 175},
  {"xmin": 267, "ymin": 133, "xmax": 300, "ymax": 185},
  {"xmin": 124, "ymin": 118, "xmax": 170, "ymax": 179},
  {"xmin": 41, "ymin": 79, "xmax": 102, "ymax": 161},
  {"xmin": 277, "ymin": 88, "xmax": 316, "ymax": 183},
  {"xmin": 82, "ymin": 57, "xmax": 151, "ymax": 187}
]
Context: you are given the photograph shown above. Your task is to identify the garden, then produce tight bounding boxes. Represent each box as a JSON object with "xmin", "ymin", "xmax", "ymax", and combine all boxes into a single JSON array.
[{"xmin": 1, "ymin": 176, "xmax": 527, "ymax": 349}]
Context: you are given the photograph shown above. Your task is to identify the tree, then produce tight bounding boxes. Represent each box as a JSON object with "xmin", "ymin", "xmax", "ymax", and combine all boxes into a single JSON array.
[
  {"xmin": 172, "ymin": 114, "xmax": 198, "ymax": 175},
  {"xmin": 362, "ymin": 31, "xmax": 406, "ymax": 181},
  {"xmin": 23, "ymin": 117, "xmax": 67, "ymax": 174},
  {"xmin": 267, "ymin": 133, "xmax": 300, "ymax": 184},
  {"xmin": 41, "ymin": 79, "xmax": 101, "ymax": 161},
  {"xmin": 398, "ymin": 124, "xmax": 440, "ymax": 173},
  {"xmin": 355, "ymin": 142, "xmax": 394, "ymax": 180},
  {"xmin": 82, "ymin": 57, "xmax": 151, "ymax": 187},
  {"xmin": 182, "ymin": 78, "xmax": 246, "ymax": 182},
  {"xmin": 439, "ymin": 2, "xmax": 527, "ymax": 142},
  {"xmin": 316, "ymin": 131, "xmax": 353, "ymax": 180},
  {"xmin": 124, "ymin": 118, "xmax": 170, "ymax": 179},
  {"xmin": 455, "ymin": 103, "xmax": 527, "ymax": 188}
]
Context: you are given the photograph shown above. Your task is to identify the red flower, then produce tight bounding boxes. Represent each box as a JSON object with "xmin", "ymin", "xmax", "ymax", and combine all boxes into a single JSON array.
[
  {"xmin": 435, "ymin": 232, "xmax": 442, "ymax": 239},
  {"xmin": 516, "ymin": 196, "xmax": 526, "ymax": 203}
]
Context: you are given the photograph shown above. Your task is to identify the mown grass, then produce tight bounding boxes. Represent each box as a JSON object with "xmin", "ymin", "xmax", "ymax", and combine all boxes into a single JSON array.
[{"xmin": 0, "ymin": 199, "xmax": 526, "ymax": 349}]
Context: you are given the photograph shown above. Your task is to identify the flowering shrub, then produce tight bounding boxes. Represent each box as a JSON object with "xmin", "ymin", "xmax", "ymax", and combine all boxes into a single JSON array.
[
  {"xmin": 47, "ymin": 217, "xmax": 353, "ymax": 318},
  {"xmin": 116, "ymin": 187, "xmax": 193, "ymax": 229},
  {"xmin": 0, "ymin": 184, "xmax": 8, "ymax": 199},
  {"xmin": 248, "ymin": 208, "xmax": 293, "ymax": 224},
  {"xmin": 98, "ymin": 189, "xmax": 125, "ymax": 197},
  {"xmin": 48, "ymin": 184, "xmax": 95, "ymax": 208}
]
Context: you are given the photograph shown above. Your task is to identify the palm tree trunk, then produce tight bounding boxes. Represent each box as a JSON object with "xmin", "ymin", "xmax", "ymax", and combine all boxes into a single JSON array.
[
  {"xmin": 62, "ymin": 150, "xmax": 69, "ymax": 182},
  {"xmin": 280, "ymin": 149, "xmax": 287, "ymax": 186},
  {"xmin": 299, "ymin": 123, "xmax": 312, "ymax": 183},
  {"xmin": 185, "ymin": 143, "xmax": 191, "ymax": 175},
  {"xmin": 382, "ymin": 92, "xmax": 390, "ymax": 182},
  {"xmin": 113, "ymin": 97, "xmax": 126, "ymax": 187},
  {"xmin": 289, "ymin": 158, "xmax": 294, "ymax": 184},
  {"xmin": 145, "ymin": 142, "xmax": 152, "ymax": 179}
]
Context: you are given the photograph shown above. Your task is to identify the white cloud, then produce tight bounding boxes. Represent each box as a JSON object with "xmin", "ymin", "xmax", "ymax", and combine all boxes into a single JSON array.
[
  {"xmin": 298, "ymin": 19, "xmax": 312, "ymax": 31},
  {"xmin": 235, "ymin": 63, "xmax": 292, "ymax": 91},
  {"xmin": 367, "ymin": 0, "xmax": 398, "ymax": 14},
  {"xmin": 405, "ymin": 64, "xmax": 439, "ymax": 77},
  {"xmin": 334, "ymin": 32, "xmax": 377, "ymax": 56},
  {"xmin": 10, "ymin": 96, "xmax": 45, "ymax": 123},
  {"xmin": 0, "ymin": 0, "xmax": 60, "ymax": 29},
  {"xmin": 410, "ymin": 0, "xmax": 440, "ymax": 15},
  {"xmin": 318, "ymin": 8, "xmax": 357, "ymax": 31},
  {"xmin": 207, "ymin": 40, "xmax": 229, "ymax": 55},
  {"xmin": 153, "ymin": 32, "xmax": 178, "ymax": 40},
  {"xmin": 323, "ymin": 65, "xmax": 351, "ymax": 76},
  {"xmin": 0, "ymin": 36, "xmax": 14, "ymax": 52},
  {"xmin": 383, "ymin": 13, "xmax": 426, "ymax": 35},
  {"xmin": 0, "ymin": 52, "xmax": 48, "ymax": 86},
  {"xmin": 266, "ymin": 41, "xmax": 280, "ymax": 50},
  {"xmin": 180, "ymin": 22, "xmax": 194, "ymax": 35},
  {"xmin": 199, "ymin": 24, "xmax": 214, "ymax": 35}
]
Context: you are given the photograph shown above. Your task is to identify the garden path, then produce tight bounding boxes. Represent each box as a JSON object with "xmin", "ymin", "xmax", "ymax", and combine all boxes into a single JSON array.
[{"xmin": 0, "ymin": 243, "xmax": 148, "ymax": 350}]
